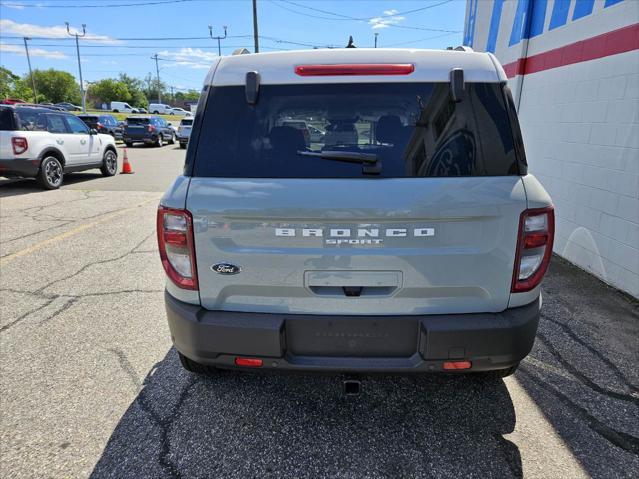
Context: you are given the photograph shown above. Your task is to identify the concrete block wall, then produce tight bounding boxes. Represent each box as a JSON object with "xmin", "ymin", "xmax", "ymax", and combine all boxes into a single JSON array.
[
  {"xmin": 464, "ymin": 0, "xmax": 639, "ymax": 297},
  {"xmin": 519, "ymin": 49, "xmax": 638, "ymax": 297}
]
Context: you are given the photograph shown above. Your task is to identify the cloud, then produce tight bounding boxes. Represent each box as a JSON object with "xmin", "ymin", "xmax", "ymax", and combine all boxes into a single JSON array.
[
  {"xmin": 369, "ymin": 9, "xmax": 405, "ymax": 30},
  {"xmin": 0, "ymin": 19, "xmax": 120, "ymax": 44},
  {"xmin": 0, "ymin": 43, "xmax": 67, "ymax": 59},
  {"xmin": 158, "ymin": 48, "xmax": 216, "ymax": 69}
]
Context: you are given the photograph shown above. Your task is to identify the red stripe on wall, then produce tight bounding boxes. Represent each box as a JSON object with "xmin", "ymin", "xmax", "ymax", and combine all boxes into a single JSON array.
[{"xmin": 503, "ymin": 23, "xmax": 639, "ymax": 78}]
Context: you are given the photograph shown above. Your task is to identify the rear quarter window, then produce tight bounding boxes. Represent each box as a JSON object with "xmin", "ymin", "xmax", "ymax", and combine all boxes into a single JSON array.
[
  {"xmin": 190, "ymin": 82, "xmax": 521, "ymax": 179},
  {"xmin": 14, "ymin": 109, "xmax": 48, "ymax": 131},
  {"xmin": 0, "ymin": 108, "xmax": 16, "ymax": 130}
]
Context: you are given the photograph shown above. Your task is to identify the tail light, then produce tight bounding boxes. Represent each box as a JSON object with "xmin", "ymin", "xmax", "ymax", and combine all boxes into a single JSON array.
[
  {"xmin": 512, "ymin": 207, "xmax": 554, "ymax": 292},
  {"xmin": 148, "ymin": 125, "xmax": 156, "ymax": 132},
  {"xmin": 97, "ymin": 122, "xmax": 104, "ymax": 129},
  {"xmin": 295, "ymin": 63, "xmax": 415, "ymax": 76},
  {"xmin": 157, "ymin": 206, "xmax": 198, "ymax": 290},
  {"xmin": 11, "ymin": 137, "xmax": 28, "ymax": 155}
]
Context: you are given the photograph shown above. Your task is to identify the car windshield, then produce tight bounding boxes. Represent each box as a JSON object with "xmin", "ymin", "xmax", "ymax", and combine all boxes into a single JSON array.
[
  {"xmin": 181, "ymin": 119, "xmax": 193, "ymax": 125},
  {"xmin": 192, "ymin": 82, "xmax": 520, "ymax": 178}
]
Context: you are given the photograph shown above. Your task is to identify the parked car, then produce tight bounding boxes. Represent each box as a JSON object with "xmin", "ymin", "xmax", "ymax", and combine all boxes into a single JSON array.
[
  {"xmin": 136, "ymin": 107, "xmax": 148, "ymax": 114},
  {"xmin": 55, "ymin": 102, "xmax": 82, "ymax": 111},
  {"xmin": 149, "ymin": 103, "xmax": 173, "ymax": 114},
  {"xmin": 1, "ymin": 98, "xmax": 27, "ymax": 105},
  {"xmin": 110, "ymin": 101, "xmax": 138, "ymax": 113},
  {"xmin": 177, "ymin": 117, "xmax": 193, "ymax": 148},
  {"xmin": 123, "ymin": 115, "xmax": 175, "ymax": 147},
  {"xmin": 158, "ymin": 48, "xmax": 554, "ymax": 378},
  {"xmin": 38, "ymin": 103, "xmax": 67, "ymax": 111},
  {"xmin": 167, "ymin": 107, "xmax": 192, "ymax": 117},
  {"xmin": 0, "ymin": 104, "xmax": 118, "ymax": 189},
  {"xmin": 78, "ymin": 114, "xmax": 123, "ymax": 140}
]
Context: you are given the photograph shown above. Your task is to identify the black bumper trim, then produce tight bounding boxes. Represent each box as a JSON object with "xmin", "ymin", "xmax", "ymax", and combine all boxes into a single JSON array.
[
  {"xmin": 165, "ymin": 292, "xmax": 540, "ymax": 373},
  {"xmin": 0, "ymin": 158, "xmax": 40, "ymax": 178}
]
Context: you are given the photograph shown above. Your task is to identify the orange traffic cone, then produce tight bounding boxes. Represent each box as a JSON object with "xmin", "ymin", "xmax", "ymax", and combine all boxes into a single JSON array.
[{"xmin": 120, "ymin": 148, "xmax": 134, "ymax": 174}]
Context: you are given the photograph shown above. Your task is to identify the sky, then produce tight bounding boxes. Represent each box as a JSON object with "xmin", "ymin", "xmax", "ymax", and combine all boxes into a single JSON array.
[{"xmin": 0, "ymin": 0, "xmax": 466, "ymax": 92}]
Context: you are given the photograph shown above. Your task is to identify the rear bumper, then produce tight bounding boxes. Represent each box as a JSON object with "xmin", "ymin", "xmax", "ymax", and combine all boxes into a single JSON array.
[
  {"xmin": 165, "ymin": 292, "xmax": 540, "ymax": 373},
  {"xmin": 0, "ymin": 158, "xmax": 40, "ymax": 178}
]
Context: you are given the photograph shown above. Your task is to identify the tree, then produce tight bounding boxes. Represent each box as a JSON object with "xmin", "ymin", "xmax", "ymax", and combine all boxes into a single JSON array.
[
  {"xmin": 0, "ymin": 67, "xmax": 32, "ymax": 101},
  {"xmin": 174, "ymin": 89, "xmax": 200, "ymax": 102},
  {"xmin": 88, "ymin": 79, "xmax": 130, "ymax": 105},
  {"xmin": 30, "ymin": 69, "xmax": 80, "ymax": 104},
  {"xmin": 118, "ymin": 73, "xmax": 147, "ymax": 107},
  {"xmin": 142, "ymin": 73, "xmax": 167, "ymax": 103}
]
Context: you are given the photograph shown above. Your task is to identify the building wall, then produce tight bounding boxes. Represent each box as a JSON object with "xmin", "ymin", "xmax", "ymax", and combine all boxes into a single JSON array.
[{"xmin": 464, "ymin": 0, "xmax": 639, "ymax": 298}]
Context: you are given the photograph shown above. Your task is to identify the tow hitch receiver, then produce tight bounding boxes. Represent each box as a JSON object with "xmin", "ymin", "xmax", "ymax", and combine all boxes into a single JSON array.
[{"xmin": 343, "ymin": 379, "xmax": 361, "ymax": 396}]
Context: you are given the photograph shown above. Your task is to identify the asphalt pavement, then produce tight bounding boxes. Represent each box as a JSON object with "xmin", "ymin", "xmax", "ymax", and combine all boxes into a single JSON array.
[{"xmin": 0, "ymin": 145, "xmax": 637, "ymax": 478}]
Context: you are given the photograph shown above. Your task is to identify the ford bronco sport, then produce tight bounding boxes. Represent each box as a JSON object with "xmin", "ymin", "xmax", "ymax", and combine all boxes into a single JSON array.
[{"xmin": 157, "ymin": 48, "xmax": 554, "ymax": 377}]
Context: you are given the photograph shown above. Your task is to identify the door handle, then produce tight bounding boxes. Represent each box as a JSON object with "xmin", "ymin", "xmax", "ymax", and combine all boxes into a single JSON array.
[{"xmin": 80, "ymin": 139, "xmax": 87, "ymax": 145}]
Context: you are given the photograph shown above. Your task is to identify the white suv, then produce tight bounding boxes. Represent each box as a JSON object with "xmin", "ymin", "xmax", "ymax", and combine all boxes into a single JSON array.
[{"xmin": 0, "ymin": 105, "xmax": 118, "ymax": 189}]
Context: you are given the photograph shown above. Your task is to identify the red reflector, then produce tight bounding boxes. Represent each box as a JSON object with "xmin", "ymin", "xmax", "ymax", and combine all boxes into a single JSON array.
[
  {"xmin": 234, "ymin": 357, "xmax": 263, "ymax": 367},
  {"xmin": 443, "ymin": 361, "xmax": 472, "ymax": 370},
  {"xmin": 164, "ymin": 230, "xmax": 187, "ymax": 246},
  {"xmin": 295, "ymin": 63, "xmax": 414, "ymax": 76},
  {"xmin": 524, "ymin": 232, "xmax": 548, "ymax": 249}
]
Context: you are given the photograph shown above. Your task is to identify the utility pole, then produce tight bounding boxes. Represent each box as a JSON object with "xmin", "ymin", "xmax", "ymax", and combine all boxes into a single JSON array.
[
  {"xmin": 170, "ymin": 86, "xmax": 174, "ymax": 102},
  {"xmin": 374, "ymin": 32, "xmax": 379, "ymax": 48},
  {"xmin": 208, "ymin": 25, "xmax": 227, "ymax": 57},
  {"xmin": 252, "ymin": 0, "xmax": 259, "ymax": 53},
  {"xmin": 23, "ymin": 37, "xmax": 37, "ymax": 103},
  {"xmin": 66, "ymin": 22, "xmax": 86, "ymax": 112},
  {"xmin": 151, "ymin": 54, "xmax": 162, "ymax": 103}
]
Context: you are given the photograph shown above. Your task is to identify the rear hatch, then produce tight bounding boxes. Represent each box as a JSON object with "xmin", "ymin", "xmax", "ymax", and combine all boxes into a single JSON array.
[
  {"xmin": 78, "ymin": 115, "xmax": 99, "ymax": 129},
  {"xmin": 187, "ymin": 81, "xmax": 527, "ymax": 315},
  {"xmin": 125, "ymin": 117, "xmax": 150, "ymax": 139},
  {"xmin": 178, "ymin": 118, "xmax": 193, "ymax": 137}
]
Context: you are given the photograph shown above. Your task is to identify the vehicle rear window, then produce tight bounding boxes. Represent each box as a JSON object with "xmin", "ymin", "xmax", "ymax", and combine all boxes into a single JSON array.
[
  {"xmin": 191, "ymin": 82, "xmax": 520, "ymax": 178},
  {"xmin": 181, "ymin": 119, "xmax": 193, "ymax": 126},
  {"xmin": 127, "ymin": 117, "xmax": 149, "ymax": 125}
]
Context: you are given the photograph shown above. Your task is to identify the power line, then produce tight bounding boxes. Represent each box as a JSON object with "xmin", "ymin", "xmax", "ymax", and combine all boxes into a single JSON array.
[
  {"xmin": 383, "ymin": 32, "xmax": 459, "ymax": 47},
  {"xmin": 0, "ymin": 0, "xmax": 204, "ymax": 8},
  {"xmin": 270, "ymin": 0, "xmax": 461, "ymax": 33},
  {"xmin": 279, "ymin": 0, "xmax": 453, "ymax": 22}
]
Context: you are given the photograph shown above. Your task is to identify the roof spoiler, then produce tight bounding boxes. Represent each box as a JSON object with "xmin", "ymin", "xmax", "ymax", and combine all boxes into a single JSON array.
[{"xmin": 450, "ymin": 68, "xmax": 465, "ymax": 103}]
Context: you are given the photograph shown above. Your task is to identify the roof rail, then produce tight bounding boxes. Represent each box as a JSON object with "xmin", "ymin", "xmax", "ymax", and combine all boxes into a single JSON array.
[
  {"xmin": 232, "ymin": 48, "xmax": 251, "ymax": 55},
  {"xmin": 453, "ymin": 45, "xmax": 474, "ymax": 52}
]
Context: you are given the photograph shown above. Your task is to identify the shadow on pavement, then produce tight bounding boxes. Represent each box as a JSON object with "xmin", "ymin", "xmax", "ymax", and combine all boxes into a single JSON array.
[
  {"xmin": 516, "ymin": 256, "xmax": 639, "ymax": 477},
  {"xmin": 91, "ymin": 351, "xmax": 521, "ymax": 478},
  {"xmin": 0, "ymin": 178, "xmax": 43, "ymax": 196},
  {"xmin": 0, "ymin": 172, "xmax": 106, "ymax": 196}
]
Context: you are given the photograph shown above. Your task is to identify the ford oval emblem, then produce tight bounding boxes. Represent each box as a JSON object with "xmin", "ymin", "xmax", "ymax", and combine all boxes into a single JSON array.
[{"xmin": 211, "ymin": 263, "xmax": 241, "ymax": 275}]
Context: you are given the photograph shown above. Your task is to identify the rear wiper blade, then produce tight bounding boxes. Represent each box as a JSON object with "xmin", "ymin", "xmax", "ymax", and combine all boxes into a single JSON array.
[
  {"xmin": 297, "ymin": 150, "xmax": 381, "ymax": 175},
  {"xmin": 297, "ymin": 150, "xmax": 378, "ymax": 164}
]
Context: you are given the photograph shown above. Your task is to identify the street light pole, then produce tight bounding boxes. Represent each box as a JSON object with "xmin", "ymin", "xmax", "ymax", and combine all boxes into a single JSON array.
[
  {"xmin": 151, "ymin": 54, "xmax": 162, "ymax": 103},
  {"xmin": 252, "ymin": 0, "xmax": 259, "ymax": 53},
  {"xmin": 374, "ymin": 32, "xmax": 379, "ymax": 48},
  {"xmin": 66, "ymin": 22, "xmax": 87, "ymax": 112},
  {"xmin": 23, "ymin": 37, "xmax": 38, "ymax": 103},
  {"xmin": 208, "ymin": 25, "xmax": 227, "ymax": 57}
]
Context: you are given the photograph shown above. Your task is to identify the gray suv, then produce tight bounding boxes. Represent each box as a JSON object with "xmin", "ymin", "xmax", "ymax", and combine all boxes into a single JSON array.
[{"xmin": 157, "ymin": 49, "xmax": 554, "ymax": 377}]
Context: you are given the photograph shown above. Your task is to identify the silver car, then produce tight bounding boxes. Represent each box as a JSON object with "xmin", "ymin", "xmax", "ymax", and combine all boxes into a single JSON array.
[{"xmin": 157, "ymin": 48, "xmax": 554, "ymax": 378}]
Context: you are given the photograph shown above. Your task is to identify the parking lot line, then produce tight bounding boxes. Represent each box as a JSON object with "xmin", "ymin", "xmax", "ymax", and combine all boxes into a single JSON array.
[{"xmin": 0, "ymin": 198, "xmax": 157, "ymax": 266}]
